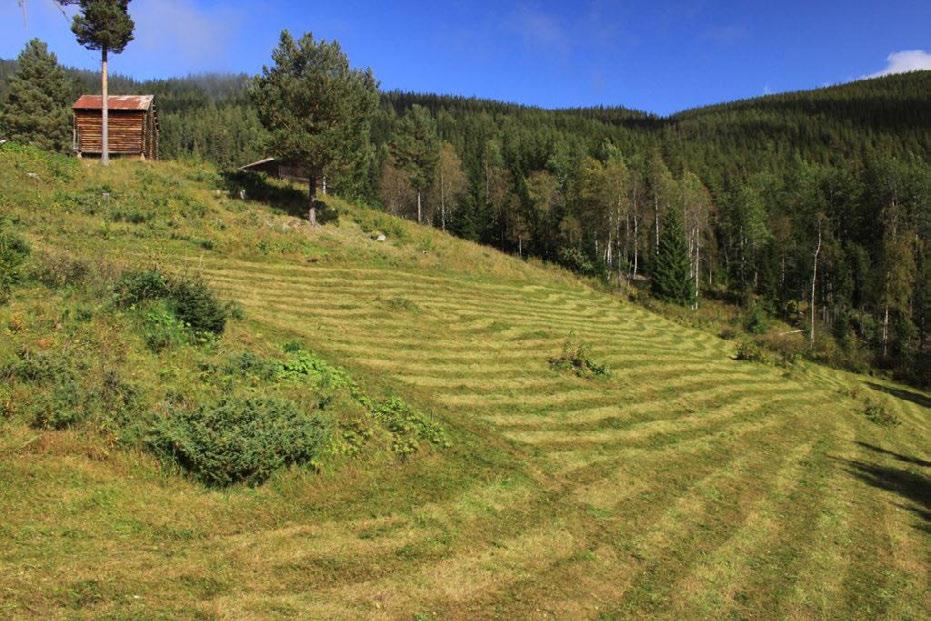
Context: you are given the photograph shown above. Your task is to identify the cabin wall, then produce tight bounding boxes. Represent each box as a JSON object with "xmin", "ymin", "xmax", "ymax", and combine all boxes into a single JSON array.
[{"xmin": 74, "ymin": 110, "xmax": 145, "ymax": 155}]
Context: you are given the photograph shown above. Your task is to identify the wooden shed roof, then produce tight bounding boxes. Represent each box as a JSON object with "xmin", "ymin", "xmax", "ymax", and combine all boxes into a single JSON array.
[{"xmin": 73, "ymin": 95, "xmax": 155, "ymax": 111}]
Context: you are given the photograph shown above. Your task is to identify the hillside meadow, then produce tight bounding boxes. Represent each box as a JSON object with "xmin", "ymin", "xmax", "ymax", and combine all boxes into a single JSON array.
[{"xmin": 0, "ymin": 144, "xmax": 928, "ymax": 619}]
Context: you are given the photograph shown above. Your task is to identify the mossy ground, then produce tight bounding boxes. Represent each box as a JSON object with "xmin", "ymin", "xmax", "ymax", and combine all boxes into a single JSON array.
[{"xmin": 0, "ymin": 145, "xmax": 928, "ymax": 619}]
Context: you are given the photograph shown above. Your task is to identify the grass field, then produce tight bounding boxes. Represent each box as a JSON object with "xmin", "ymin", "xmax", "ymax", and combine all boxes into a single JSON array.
[{"xmin": 0, "ymin": 149, "xmax": 928, "ymax": 619}]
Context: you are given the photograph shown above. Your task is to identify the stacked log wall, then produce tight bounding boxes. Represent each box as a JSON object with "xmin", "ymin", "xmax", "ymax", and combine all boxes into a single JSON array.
[{"xmin": 75, "ymin": 110, "xmax": 144, "ymax": 155}]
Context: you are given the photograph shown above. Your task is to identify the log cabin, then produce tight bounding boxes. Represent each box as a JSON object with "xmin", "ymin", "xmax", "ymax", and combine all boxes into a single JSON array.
[{"xmin": 72, "ymin": 95, "xmax": 159, "ymax": 160}]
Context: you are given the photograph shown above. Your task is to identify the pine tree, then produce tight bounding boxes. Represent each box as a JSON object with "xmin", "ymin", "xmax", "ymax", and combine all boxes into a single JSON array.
[
  {"xmin": 0, "ymin": 39, "xmax": 72, "ymax": 152},
  {"xmin": 652, "ymin": 207, "xmax": 695, "ymax": 306},
  {"xmin": 251, "ymin": 31, "xmax": 379, "ymax": 225},
  {"xmin": 60, "ymin": 0, "xmax": 135, "ymax": 166}
]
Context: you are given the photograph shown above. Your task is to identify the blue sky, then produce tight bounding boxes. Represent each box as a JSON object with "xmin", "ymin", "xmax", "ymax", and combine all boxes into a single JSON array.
[{"xmin": 2, "ymin": 0, "xmax": 929, "ymax": 115}]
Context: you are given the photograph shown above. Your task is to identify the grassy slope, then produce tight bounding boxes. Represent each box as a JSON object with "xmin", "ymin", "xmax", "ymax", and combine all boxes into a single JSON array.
[{"xmin": 0, "ymin": 148, "xmax": 928, "ymax": 620}]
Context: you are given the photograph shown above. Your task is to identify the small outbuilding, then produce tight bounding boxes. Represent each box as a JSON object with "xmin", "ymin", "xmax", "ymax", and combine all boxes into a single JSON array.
[
  {"xmin": 239, "ymin": 158, "xmax": 310, "ymax": 184},
  {"xmin": 72, "ymin": 95, "xmax": 159, "ymax": 160}
]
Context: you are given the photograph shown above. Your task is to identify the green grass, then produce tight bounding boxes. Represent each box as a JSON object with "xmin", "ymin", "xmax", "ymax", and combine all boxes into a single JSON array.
[{"xmin": 0, "ymin": 144, "xmax": 928, "ymax": 619}]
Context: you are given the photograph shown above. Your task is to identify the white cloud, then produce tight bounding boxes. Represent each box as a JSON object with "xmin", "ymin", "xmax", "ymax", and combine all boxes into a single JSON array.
[{"xmin": 862, "ymin": 49, "xmax": 931, "ymax": 79}]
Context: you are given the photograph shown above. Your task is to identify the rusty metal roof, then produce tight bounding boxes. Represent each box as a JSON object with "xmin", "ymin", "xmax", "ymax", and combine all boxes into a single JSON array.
[{"xmin": 73, "ymin": 95, "xmax": 155, "ymax": 111}]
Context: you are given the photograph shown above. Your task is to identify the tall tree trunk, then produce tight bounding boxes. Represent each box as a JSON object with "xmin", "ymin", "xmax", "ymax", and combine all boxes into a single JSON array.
[
  {"xmin": 632, "ymin": 212, "xmax": 639, "ymax": 278},
  {"xmin": 810, "ymin": 218, "xmax": 822, "ymax": 347},
  {"xmin": 417, "ymin": 190, "xmax": 422, "ymax": 224},
  {"xmin": 654, "ymin": 195, "xmax": 660, "ymax": 255},
  {"xmin": 882, "ymin": 305, "xmax": 889, "ymax": 357},
  {"xmin": 440, "ymin": 171, "xmax": 446, "ymax": 231},
  {"xmin": 101, "ymin": 47, "xmax": 109, "ymax": 167},
  {"xmin": 694, "ymin": 228, "xmax": 701, "ymax": 309},
  {"xmin": 307, "ymin": 175, "xmax": 318, "ymax": 226}
]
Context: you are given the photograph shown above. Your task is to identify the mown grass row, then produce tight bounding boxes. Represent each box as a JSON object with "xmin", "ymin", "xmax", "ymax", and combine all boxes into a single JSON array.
[
  {"xmin": 178, "ymin": 252, "xmax": 928, "ymax": 619},
  {"xmin": 2, "ymin": 151, "xmax": 926, "ymax": 618}
]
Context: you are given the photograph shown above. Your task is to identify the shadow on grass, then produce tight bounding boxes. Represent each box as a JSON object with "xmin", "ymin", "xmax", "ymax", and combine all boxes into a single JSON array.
[
  {"xmin": 220, "ymin": 171, "xmax": 339, "ymax": 225},
  {"xmin": 835, "ymin": 449, "xmax": 930, "ymax": 533},
  {"xmin": 856, "ymin": 441, "xmax": 931, "ymax": 468},
  {"xmin": 864, "ymin": 381, "xmax": 931, "ymax": 410},
  {"xmin": 220, "ymin": 171, "xmax": 308, "ymax": 219}
]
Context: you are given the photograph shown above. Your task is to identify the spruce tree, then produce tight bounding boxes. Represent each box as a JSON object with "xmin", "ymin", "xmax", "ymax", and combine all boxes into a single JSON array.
[
  {"xmin": 0, "ymin": 39, "xmax": 72, "ymax": 152},
  {"xmin": 651, "ymin": 207, "xmax": 696, "ymax": 306},
  {"xmin": 390, "ymin": 105, "xmax": 439, "ymax": 224}
]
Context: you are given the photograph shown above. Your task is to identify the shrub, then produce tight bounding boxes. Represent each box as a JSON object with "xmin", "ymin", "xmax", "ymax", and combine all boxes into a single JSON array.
[
  {"xmin": 149, "ymin": 397, "xmax": 331, "ymax": 487},
  {"xmin": 735, "ymin": 340, "xmax": 769, "ymax": 363},
  {"xmin": 170, "ymin": 276, "xmax": 227, "ymax": 335},
  {"xmin": 550, "ymin": 339, "xmax": 610, "ymax": 378},
  {"xmin": 0, "ymin": 227, "xmax": 30, "ymax": 304},
  {"xmin": 370, "ymin": 397, "xmax": 450, "ymax": 456},
  {"xmin": 114, "ymin": 269, "xmax": 229, "ymax": 339},
  {"xmin": 743, "ymin": 304, "xmax": 770, "ymax": 335},
  {"xmin": 94, "ymin": 370, "xmax": 143, "ymax": 432},
  {"xmin": 383, "ymin": 296, "xmax": 421, "ymax": 313},
  {"xmin": 30, "ymin": 376, "xmax": 85, "ymax": 429},
  {"xmin": 719, "ymin": 325, "xmax": 739, "ymax": 340},
  {"xmin": 276, "ymin": 350, "xmax": 357, "ymax": 393},
  {"xmin": 2, "ymin": 347, "xmax": 70, "ymax": 383},
  {"xmin": 557, "ymin": 247, "xmax": 597, "ymax": 276},
  {"xmin": 141, "ymin": 303, "xmax": 188, "ymax": 352},
  {"xmin": 862, "ymin": 401, "xmax": 900, "ymax": 427},
  {"xmin": 113, "ymin": 269, "xmax": 171, "ymax": 307},
  {"xmin": 32, "ymin": 250, "xmax": 89, "ymax": 289},
  {"xmin": 108, "ymin": 206, "xmax": 151, "ymax": 224}
]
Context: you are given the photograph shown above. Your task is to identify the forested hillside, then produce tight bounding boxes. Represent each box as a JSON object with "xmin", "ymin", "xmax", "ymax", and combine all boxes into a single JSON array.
[{"xmin": 1, "ymin": 54, "xmax": 928, "ymax": 386}]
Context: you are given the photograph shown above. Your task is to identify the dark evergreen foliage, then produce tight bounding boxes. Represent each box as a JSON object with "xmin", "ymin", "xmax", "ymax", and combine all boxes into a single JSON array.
[
  {"xmin": 0, "ymin": 40, "xmax": 71, "ymax": 152},
  {"xmin": 149, "ymin": 397, "xmax": 330, "ymax": 487},
  {"xmin": 0, "ymin": 225, "xmax": 30, "ymax": 305},
  {"xmin": 652, "ymin": 208, "xmax": 695, "ymax": 306},
  {"xmin": 61, "ymin": 0, "xmax": 135, "ymax": 54},
  {"xmin": 251, "ymin": 31, "xmax": 379, "ymax": 211}
]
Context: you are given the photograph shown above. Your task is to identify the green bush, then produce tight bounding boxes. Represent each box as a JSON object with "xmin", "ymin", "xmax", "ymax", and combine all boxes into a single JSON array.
[
  {"xmin": 0, "ymin": 226, "xmax": 30, "ymax": 304},
  {"xmin": 32, "ymin": 251, "xmax": 89, "ymax": 289},
  {"xmin": 557, "ymin": 247, "xmax": 597, "ymax": 276},
  {"xmin": 141, "ymin": 303, "xmax": 188, "ymax": 352},
  {"xmin": 113, "ymin": 269, "xmax": 171, "ymax": 307},
  {"xmin": 149, "ymin": 397, "xmax": 331, "ymax": 487},
  {"xmin": 2, "ymin": 347, "xmax": 70, "ymax": 383},
  {"xmin": 170, "ymin": 276, "xmax": 227, "ymax": 335},
  {"xmin": 114, "ymin": 269, "xmax": 229, "ymax": 340},
  {"xmin": 30, "ymin": 376, "xmax": 85, "ymax": 430},
  {"xmin": 734, "ymin": 340, "xmax": 769, "ymax": 363},
  {"xmin": 862, "ymin": 401, "xmax": 900, "ymax": 427},
  {"xmin": 94, "ymin": 370, "xmax": 144, "ymax": 433},
  {"xmin": 550, "ymin": 339, "xmax": 610, "ymax": 378},
  {"xmin": 370, "ymin": 397, "xmax": 451, "ymax": 456},
  {"xmin": 743, "ymin": 304, "xmax": 770, "ymax": 335}
]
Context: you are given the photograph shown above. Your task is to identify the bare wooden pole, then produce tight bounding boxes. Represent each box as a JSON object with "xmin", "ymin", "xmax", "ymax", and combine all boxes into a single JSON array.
[{"xmin": 101, "ymin": 46, "xmax": 109, "ymax": 166}]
